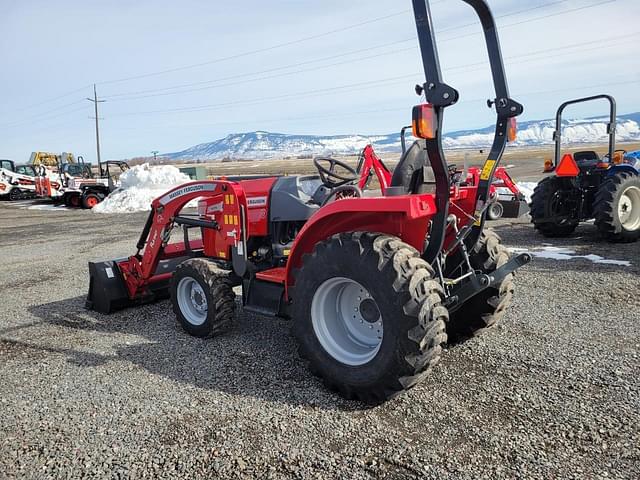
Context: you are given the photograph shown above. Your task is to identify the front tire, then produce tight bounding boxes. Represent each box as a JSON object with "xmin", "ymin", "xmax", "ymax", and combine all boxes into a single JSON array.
[
  {"xmin": 292, "ymin": 232, "xmax": 448, "ymax": 403},
  {"xmin": 170, "ymin": 258, "xmax": 236, "ymax": 338},
  {"xmin": 487, "ymin": 201, "xmax": 504, "ymax": 220},
  {"xmin": 81, "ymin": 192, "xmax": 102, "ymax": 209},
  {"xmin": 594, "ymin": 172, "xmax": 640, "ymax": 242},
  {"xmin": 446, "ymin": 230, "xmax": 514, "ymax": 343},
  {"xmin": 8, "ymin": 188, "xmax": 22, "ymax": 201},
  {"xmin": 530, "ymin": 176, "xmax": 578, "ymax": 237}
]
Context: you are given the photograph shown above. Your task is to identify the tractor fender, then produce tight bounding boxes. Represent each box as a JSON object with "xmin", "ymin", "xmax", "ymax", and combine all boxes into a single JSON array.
[
  {"xmin": 284, "ymin": 194, "xmax": 436, "ymax": 295},
  {"xmin": 607, "ymin": 164, "xmax": 638, "ymax": 177}
]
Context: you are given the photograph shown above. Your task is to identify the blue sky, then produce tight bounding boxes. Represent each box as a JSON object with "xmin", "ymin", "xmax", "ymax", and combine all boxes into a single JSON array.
[{"xmin": 1, "ymin": 0, "xmax": 638, "ymax": 162}]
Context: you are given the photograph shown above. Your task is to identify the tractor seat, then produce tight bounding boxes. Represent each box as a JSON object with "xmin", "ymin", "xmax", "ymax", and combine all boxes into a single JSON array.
[
  {"xmin": 573, "ymin": 150, "xmax": 600, "ymax": 170},
  {"xmin": 387, "ymin": 140, "xmax": 435, "ymax": 195}
]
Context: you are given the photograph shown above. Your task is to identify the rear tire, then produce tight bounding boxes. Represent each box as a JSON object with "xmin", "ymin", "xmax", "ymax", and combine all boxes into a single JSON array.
[
  {"xmin": 64, "ymin": 193, "xmax": 81, "ymax": 208},
  {"xmin": 292, "ymin": 232, "xmax": 448, "ymax": 403},
  {"xmin": 170, "ymin": 258, "xmax": 236, "ymax": 338},
  {"xmin": 594, "ymin": 172, "xmax": 640, "ymax": 242},
  {"xmin": 446, "ymin": 230, "xmax": 514, "ymax": 343},
  {"xmin": 530, "ymin": 176, "xmax": 578, "ymax": 237}
]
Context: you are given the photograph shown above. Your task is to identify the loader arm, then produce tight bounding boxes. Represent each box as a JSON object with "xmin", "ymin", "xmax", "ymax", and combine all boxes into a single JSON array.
[
  {"xmin": 412, "ymin": 0, "xmax": 523, "ymax": 260},
  {"xmin": 89, "ymin": 180, "xmax": 247, "ymax": 311}
]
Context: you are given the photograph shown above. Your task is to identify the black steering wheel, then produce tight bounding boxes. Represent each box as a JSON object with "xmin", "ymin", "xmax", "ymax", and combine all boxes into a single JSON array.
[{"xmin": 313, "ymin": 157, "xmax": 358, "ymax": 188}]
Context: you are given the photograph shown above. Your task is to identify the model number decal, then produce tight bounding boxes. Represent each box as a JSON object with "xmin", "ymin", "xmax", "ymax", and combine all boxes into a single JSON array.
[{"xmin": 247, "ymin": 196, "xmax": 267, "ymax": 208}]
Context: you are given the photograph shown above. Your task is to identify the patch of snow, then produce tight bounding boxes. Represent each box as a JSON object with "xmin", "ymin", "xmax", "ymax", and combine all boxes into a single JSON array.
[
  {"xmin": 93, "ymin": 164, "xmax": 191, "ymax": 213},
  {"xmin": 516, "ymin": 182, "xmax": 538, "ymax": 203},
  {"xmin": 510, "ymin": 246, "xmax": 631, "ymax": 266}
]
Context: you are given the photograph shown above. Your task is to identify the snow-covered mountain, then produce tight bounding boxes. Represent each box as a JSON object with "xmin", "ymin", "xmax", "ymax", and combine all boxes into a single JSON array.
[{"xmin": 163, "ymin": 113, "xmax": 640, "ymax": 161}]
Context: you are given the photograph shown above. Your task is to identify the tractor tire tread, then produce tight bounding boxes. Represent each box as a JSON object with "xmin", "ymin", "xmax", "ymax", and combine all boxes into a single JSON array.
[
  {"xmin": 446, "ymin": 229, "xmax": 514, "ymax": 343},
  {"xmin": 530, "ymin": 176, "xmax": 578, "ymax": 237},
  {"xmin": 170, "ymin": 258, "xmax": 236, "ymax": 337},
  {"xmin": 593, "ymin": 172, "xmax": 640, "ymax": 242},
  {"xmin": 292, "ymin": 232, "xmax": 448, "ymax": 403}
]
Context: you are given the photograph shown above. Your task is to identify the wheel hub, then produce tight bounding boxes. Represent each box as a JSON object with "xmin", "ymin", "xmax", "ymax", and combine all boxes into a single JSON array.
[
  {"xmin": 359, "ymin": 298, "xmax": 380, "ymax": 323},
  {"xmin": 176, "ymin": 277, "xmax": 208, "ymax": 325},
  {"xmin": 618, "ymin": 185, "xmax": 640, "ymax": 231},
  {"xmin": 311, "ymin": 277, "xmax": 383, "ymax": 366}
]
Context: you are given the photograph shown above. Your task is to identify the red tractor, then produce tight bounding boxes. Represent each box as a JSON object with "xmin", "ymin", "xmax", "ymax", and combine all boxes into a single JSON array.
[
  {"xmin": 354, "ymin": 137, "xmax": 528, "ymax": 220},
  {"xmin": 87, "ymin": 0, "xmax": 530, "ymax": 402}
]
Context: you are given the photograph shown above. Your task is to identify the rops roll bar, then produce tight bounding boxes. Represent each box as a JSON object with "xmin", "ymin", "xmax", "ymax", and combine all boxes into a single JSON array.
[
  {"xmin": 553, "ymin": 94, "xmax": 616, "ymax": 166},
  {"xmin": 412, "ymin": 0, "xmax": 523, "ymax": 262}
]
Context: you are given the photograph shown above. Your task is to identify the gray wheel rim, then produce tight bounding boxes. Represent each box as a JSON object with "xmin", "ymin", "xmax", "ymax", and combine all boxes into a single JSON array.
[
  {"xmin": 311, "ymin": 277, "xmax": 383, "ymax": 366},
  {"xmin": 176, "ymin": 277, "xmax": 208, "ymax": 326},
  {"xmin": 618, "ymin": 185, "xmax": 640, "ymax": 231},
  {"xmin": 489, "ymin": 202, "xmax": 503, "ymax": 219}
]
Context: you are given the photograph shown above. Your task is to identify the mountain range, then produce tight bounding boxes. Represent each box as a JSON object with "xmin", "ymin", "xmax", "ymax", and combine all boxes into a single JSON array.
[{"xmin": 163, "ymin": 112, "xmax": 640, "ymax": 161}]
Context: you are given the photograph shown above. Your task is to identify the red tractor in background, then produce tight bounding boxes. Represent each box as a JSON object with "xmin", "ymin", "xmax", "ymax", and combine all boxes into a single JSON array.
[
  {"xmin": 87, "ymin": 0, "xmax": 530, "ymax": 402},
  {"xmin": 354, "ymin": 139, "xmax": 528, "ymax": 220}
]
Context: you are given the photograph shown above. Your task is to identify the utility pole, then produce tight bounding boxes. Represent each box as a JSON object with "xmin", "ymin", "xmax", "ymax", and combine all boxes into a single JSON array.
[
  {"xmin": 151, "ymin": 150, "xmax": 159, "ymax": 163},
  {"xmin": 87, "ymin": 84, "xmax": 105, "ymax": 165}
]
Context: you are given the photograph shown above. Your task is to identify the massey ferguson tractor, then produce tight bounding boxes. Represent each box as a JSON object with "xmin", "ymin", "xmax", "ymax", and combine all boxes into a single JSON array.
[
  {"xmin": 87, "ymin": 0, "xmax": 530, "ymax": 402},
  {"xmin": 530, "ymin": 95, "xmax": 640, "ymax": 242}
]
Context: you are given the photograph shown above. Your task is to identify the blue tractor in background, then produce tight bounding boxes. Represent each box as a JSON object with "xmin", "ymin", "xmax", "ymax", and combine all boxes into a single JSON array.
[{"xmin": 530, "ymin": 95, "xmax": 640, "ymax": 242}]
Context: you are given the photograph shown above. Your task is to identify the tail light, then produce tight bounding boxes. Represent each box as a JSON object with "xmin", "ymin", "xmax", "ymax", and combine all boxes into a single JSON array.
[
  {"xmin": 412, "ymin": 104, "xmax": 437, "ymax": 139},
  {"xmin": 543, "ymin": 158, "xmax": 554, "ymax": 172},
  {"xmin": 612, "ymin": 151, "xmax": 623, "ymax": 164},
  {"xmin": 556, "ymin": 153, "xmax": 580, "ymax": 177}
]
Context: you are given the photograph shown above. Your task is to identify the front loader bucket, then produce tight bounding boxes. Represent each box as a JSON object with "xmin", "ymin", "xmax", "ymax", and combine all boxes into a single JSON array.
[
  {"xmin": 499, "ymin": 198, "xmax": 530, "ymax": 219},
  {"xmin": 86, "ymin": 259, "xmax": 135, "ymax": 314},
  {"xmin": 86, "ymin": 256, "xmax": 190, "ymax": 314}
]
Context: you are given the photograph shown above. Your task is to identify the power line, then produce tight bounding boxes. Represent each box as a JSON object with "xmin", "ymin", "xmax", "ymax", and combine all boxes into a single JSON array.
[
  {"xmin": 101, "ymin": 0, "xmax": 574, "ymax": 101},
  {"xmin": 100, "ymin": 79, "xmax": 640, "ymax": 138},
  {"xmin": 100, "ymin": 0, "xmax": 616, "ymax": 104},
  {"xmin": 103, "ymin": 31, "xmax": 639, "ymax": 104},
  {"xmin": 97, "ymin": 9, "xmax": 412, "ymax": 86},
  {"xmin": 105, "ymin": 33, "xmax": 638, "ymax": 119}
]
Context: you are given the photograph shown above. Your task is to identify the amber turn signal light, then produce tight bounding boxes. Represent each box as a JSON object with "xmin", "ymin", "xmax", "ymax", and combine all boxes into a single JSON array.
[
  {"xmin": 507, "ymin": 117, "xmax": 517, "ymax": 142},
  {"xmin": 412, "ymin": 104, "xmax": 437, "ymax": 139}
]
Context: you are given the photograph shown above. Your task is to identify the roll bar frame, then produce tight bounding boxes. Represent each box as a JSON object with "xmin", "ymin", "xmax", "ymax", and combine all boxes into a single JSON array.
[
  {"xmin": 412, "ymin": 0, "xmax": 523, "ymax": 262},
  {"xmin": 553, "ymin": 94, "xmax": 616, "ymax": 166}
]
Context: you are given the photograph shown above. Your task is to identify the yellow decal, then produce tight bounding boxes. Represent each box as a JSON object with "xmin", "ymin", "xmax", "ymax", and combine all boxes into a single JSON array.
[
  {"xmin": 480, "ymin": 159, "xmax": 497, "ymax": 180},
  {"xmin": 283, "ymin": 249, "xmax": 291, "ymax": 256},
  {"xmin": 219, "ymin": 251, "xmax": 226, "ymax": 258},
  {"xmin": 233, "ymin": 215, "xmax": 238, "ymax": 225}
]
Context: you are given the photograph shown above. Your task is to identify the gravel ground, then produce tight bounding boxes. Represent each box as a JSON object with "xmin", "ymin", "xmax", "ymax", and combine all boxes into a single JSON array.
[{"xmin": 0, "ymin": 200, "xmax": 638, "ymax": 479}]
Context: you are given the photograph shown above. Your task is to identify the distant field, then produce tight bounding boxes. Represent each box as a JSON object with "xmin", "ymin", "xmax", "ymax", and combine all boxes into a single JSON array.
[{"xmin": 178, "ymin": 142, "xmax": 640, "ymax": 183}]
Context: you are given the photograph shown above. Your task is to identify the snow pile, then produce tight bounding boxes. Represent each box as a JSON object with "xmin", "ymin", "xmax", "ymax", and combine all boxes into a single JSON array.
[
  {"xmin": 93, "ymin": 164, "xmax": 191, "ymax": 213},
  {"xmin": 516, "ymin": 182, "xmax": 538, "ymax": 203},
  {"xmin": 511, "ymin": 246, "xmax": 631, "ymax": 266}
]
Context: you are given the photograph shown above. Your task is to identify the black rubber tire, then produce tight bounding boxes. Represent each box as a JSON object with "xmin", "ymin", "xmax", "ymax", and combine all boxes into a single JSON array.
[
  {"xmin": 64, "ymin": 193, "xmax": 81, "ymax": 208},
  {"xmin": 81, "ymin": 192, "xmax": 102, "ymax": 209},
  {"xmin": 446, "ymin": 229, "xmax": 515, "ymax": 343},
  {"xmin": 593, "ymin": 172, "xmax": 640, "ymax": 243},
  {"xmin": 487, "ymin": 201, "xmax": 504, "ymax": 220},
  {"xmin": 530, "ymin": 176, "xmax": 578, "ymax": 237},
  {"xmin": 291, "ymin": 232, "xmax": 449, "ymax": 403},
  {"xmin": 170, "ymin": 258, "xmax": 236, "ymax": 338},
  {"xmin": 8, "ymin": 188, "xmax": 22, "ymax": 201}
]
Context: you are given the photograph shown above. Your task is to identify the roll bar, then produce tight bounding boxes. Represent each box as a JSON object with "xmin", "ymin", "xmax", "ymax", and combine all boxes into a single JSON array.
[
  {"xmin": 553, "ymin": 94, "xmax": 616, "ymax": 166},
  {"xmin": 412, "ymin": 0, "xmax": 523, "ymax": 262}
]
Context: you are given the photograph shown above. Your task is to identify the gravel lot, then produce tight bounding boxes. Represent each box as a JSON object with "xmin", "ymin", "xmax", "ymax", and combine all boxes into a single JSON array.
[{"xmin": 0, "ymin": 200, "xmax": 638, "ymax": 479}]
